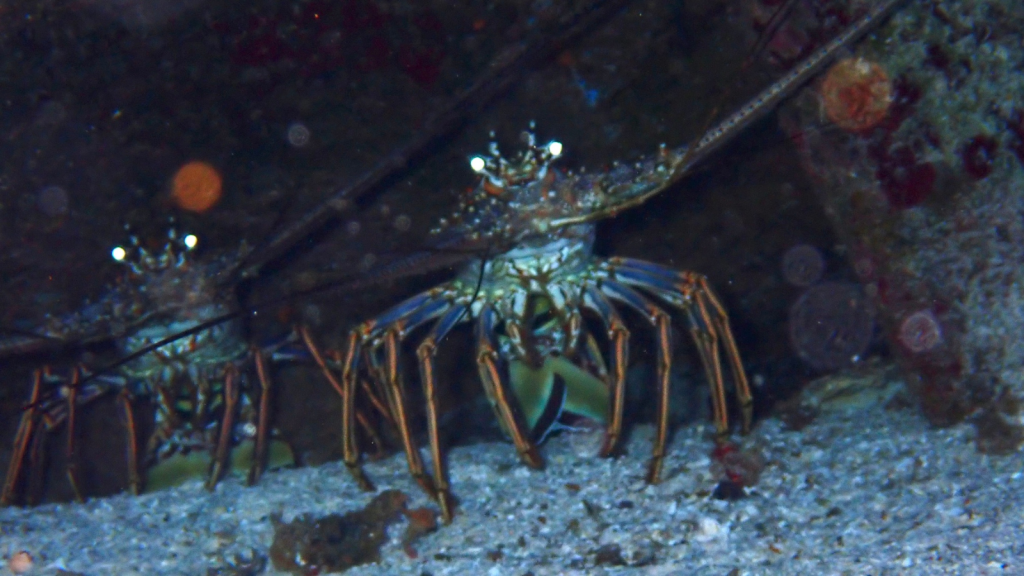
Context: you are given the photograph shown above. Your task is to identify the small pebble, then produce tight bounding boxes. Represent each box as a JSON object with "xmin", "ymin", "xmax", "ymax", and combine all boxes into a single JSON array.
[{"xmin": 8, "ymin": 551, "xmax": 33, "ymax": 574}]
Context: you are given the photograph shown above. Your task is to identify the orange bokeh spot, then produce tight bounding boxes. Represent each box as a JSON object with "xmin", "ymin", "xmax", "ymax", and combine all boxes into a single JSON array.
[
  {"xmin": 171, "ymin": 160, "xmax": 222, "ymax": 213},
  {"xmin": 820, "ymin": 57, "xmax": 893, "ymax": 133}
]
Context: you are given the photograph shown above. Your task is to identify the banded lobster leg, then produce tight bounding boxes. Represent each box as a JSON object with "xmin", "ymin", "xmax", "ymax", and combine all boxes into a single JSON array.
[
  {"xmin": 118, "ymin": 388, "xmax": 141, "ymax": 495},
  {"xmin": 413, "ymin": 303, "xmax": 471, "ymax": 522},
  {"xmin": 306, "ymin": 291, "xmax": 453, "ymax": 498},
  {"xmin": 580, "ymin": 286, "xmax": 631, "ymax": 459},
  {"xmin": 590, "ymin": 279, "xmax": 676, "ymax": 483},
  {"xmin": 299, "ymin": 326, "xmax": 395, "ymax": 491},
  {"xmin": 2, "ymin": 367, "xmax": 120, "ymax": 504},
  {"xmin": 2, "ymin": 369, "xmax": 45, "ymax": 505},
  {"xmin": 318, "ymin": 288, "xmax": 542, "ymax": 523},
  {"xmin": 298, "ymin": 328, "xmax": 392, "ymax": 447},
  {"xmin": 1, "ymin": 353, "xmax": 282, "ymax": 504},
  {"xmin": 248, "ymin": 348, "xmax": 272, "ymax": 485},
  {"xmin": 206, "ymin": 365, "xmax": 241, "ymax": 490},
  {"xmin": 62, "ymin": 367, "xmax": 84, "ymax": 501},
  {"xmin": 141, "ymin": 356, "xmax": 278, "ymax": 492},
  {"xmin": 473, "ymin": 304, "xmax": 546, "ymax": 468},
  {"xmin": 599, "ymin": 257, "xmax": 753, "ymax": 482},
  {"xmin": 207, "ymin": 350, "xmax": 284, "ymax": 490}
]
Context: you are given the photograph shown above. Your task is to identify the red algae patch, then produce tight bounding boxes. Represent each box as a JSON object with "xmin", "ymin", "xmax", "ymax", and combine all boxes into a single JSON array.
[
  {"xmin": 820, "ymin": 57, "xmax": 893, "ymax": 133},
  {"xmin": 898, "ymin": 310, "xmax": 943, "ymax": 353}
]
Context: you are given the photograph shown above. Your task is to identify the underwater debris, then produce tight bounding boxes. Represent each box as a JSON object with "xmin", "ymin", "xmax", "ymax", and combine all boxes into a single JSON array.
[
  {"xmin": 593, "ymin": 543, "xmax": 627, "ymax": 566},
  {"xmin": 287, "ymin": 122, "xmax": 311, "ymax": 148},
  {"xmin": 269, "ymin": 489, "xmax": 415, "ymax": 575},
  {"xmin": 400, "ymin": 506, "xmax": 438, "ymax": 559},
  {"xmin": 777, "ymin": 363, "xmax": 904, "ymax": 432},
  {"xmin": 206, "ymin": 548, "xmax": 267, "ymax": 576},
  {"xmin": 37, "ymin": 185, "xmax": 70, "ymax": 218},
  {"xmin": 873, "ymin": 143, "xmax": 937, "ymax": 210},
  {"xmin": 711, "ymin": 479, "xmax": 747, "ymax": 501},
  {"xmin": 711, "ymin": 442, "xmax": 765, "ymax": 490},
  {"xmin": 775, "ymin": 395, "xmax": 820, "ymax": 431}
]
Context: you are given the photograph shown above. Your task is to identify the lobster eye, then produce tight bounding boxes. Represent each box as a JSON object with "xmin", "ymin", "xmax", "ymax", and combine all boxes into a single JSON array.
[
  {"xmin": 469, "ymin": 156, "xmax": 486, "ymax": 172},
  {"xmin": 111, "ymin": 246, "xmax": 127, "ymax": 261},
  {"xmin": 547, "ymin": 141, "xmax": 563, "ymax": 157},
  {"xmin": 183, "ymin": 234, "xmax": 198, "ymax": 249}
]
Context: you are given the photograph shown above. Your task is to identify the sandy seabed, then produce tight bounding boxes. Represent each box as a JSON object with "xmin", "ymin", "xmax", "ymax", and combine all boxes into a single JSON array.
[{"xmin": 1, "ymin": 376, "xmax": 1021, "ymax": 576}]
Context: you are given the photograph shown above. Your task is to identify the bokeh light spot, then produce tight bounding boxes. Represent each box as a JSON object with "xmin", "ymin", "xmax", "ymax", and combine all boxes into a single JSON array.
[
  {"xmin": 789, "ymin": 281, "xmax": 874, "ymax": 371},
  {"xmin": 171, "ymin": 161, "xmax": 222, "ymax": 213},
  {"xmin": 781, "ymin": 244, "xmax": 825, "ymax": 287},
  {"xmin": 898, "ymin": 310, "xmax": 942, "ymax": 353},
  {"xmin": 37, "ymin": 185, "xmax": 69, "ymax": 217},
  {"xmin": 287, "ymin": 122, "xmax": 311, "ymax": 147}
]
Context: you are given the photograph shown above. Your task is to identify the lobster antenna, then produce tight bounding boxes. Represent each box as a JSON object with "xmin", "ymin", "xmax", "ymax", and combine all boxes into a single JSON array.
[
  {"xmin": 453, "ymin": 242, "xmax": 495, "ymax": 330},
  {"xmin": 74, "ymin": 235, "xmax": 492, "ymax": 387}
]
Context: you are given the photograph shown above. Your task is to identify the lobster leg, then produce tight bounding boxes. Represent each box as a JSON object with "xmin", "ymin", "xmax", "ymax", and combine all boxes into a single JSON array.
[
  {"xmin": 690, "ymin": 275, "xmax": 753, "ymax": 433},
  {"xmin": 600, "ymin": 279, "xmax": 674, "ymax": 483},
  {"xmin": 338, "ymin": 331, "xmax": 374, "ymax": 490},
  {"xmin": 248, "ymin": 347, "xmax": 271, "ymax": 486},
  {"xmin": 25, "ymin": 422, "xmax": 48, "ymax": 504},
  {"xmin": 475, "ymin": 306, "xmax": 542, "ymax": 469},
  {"xmin": 381, "ymin": 329, "xmax": 437, "ymax": 499},
  {"xmin": 207, "ymin": 365, "xmax": 239, "ymax": 491},
  {"xmin": 415, "ymin": 304, "xmax": 469, "ymax": 523},
  {"xmin": 64, "ymin": 367, "xmax": 84, "ymax": 502},
  {"xmin": 118, "ymin": 389, "xmax": 141, "ymax": 495},
  {"xmin": 150, "ymin": 384, "xmax": 180, "ymax": 459},
  {"xmin": 612, "ymin": 259, "xmax": 753, "ymax": 435},
  {"xmin": 354, "ymin": 378, "xmax": 389, "ymax": 459},
  {"xmin": 648, "ymin": 310, "xmax": 674, "ymax": 484},
  {"xmin": 582, "ymin": 287, "xmax": 630, "ymax": 457},
  {"xmin": 1, "ymin": 369, "xmax": 44, "ymax": 505},
  {"xmin": 335, "ymin": 290, "xmax": 456, "ymax": 498},
  {"xmin": 685, "ymin": 294, "xmax": 730, "ymax": 442},
  {"xmin": 359, "ymin": 347, "xmax": 394, "ymax": 426},
  {"xmin": 299, "ymin": 327, "xmax": 388, "ymax": 464}
]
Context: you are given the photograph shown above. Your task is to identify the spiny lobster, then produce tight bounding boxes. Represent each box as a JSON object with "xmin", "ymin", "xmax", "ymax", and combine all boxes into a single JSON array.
[
  {"xmin": 0, "ymin": 229, "xmax": 299, "ymax": 504},
  {"xmin": 300, "ymin": 0, "xmax": 908, "ymax": 522}
]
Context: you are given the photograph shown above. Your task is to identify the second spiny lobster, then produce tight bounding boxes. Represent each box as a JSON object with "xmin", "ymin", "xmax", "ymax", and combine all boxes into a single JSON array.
[{"xmin": 1, "ymin": 229, "xmax": 299, "ymax": 504}]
